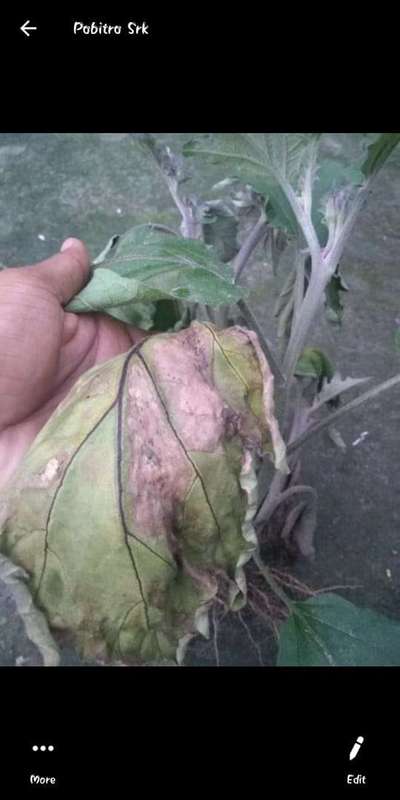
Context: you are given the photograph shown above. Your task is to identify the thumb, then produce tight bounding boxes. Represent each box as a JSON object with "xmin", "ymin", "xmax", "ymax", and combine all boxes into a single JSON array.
[{"xmin": 26, "ymin": 238, "xmax": 91, "ymax": 305}]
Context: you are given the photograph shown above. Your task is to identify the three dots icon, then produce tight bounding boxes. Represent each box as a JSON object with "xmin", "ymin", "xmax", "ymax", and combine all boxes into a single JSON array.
[{"xmin": 32, "ymin": 745, "xmax": 55, "ymax": 752}]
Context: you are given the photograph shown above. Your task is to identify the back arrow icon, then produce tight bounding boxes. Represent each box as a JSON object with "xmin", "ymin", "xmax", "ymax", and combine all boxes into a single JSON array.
[{"xmin": 20, "ymin": 20, "xmax": 37, "ymax": 37}]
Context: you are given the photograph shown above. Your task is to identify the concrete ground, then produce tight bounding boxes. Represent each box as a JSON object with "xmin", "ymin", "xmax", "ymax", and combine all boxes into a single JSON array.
[{"xmin": 0, "ymin": 133, "xmax": 399, "ymax": 666}]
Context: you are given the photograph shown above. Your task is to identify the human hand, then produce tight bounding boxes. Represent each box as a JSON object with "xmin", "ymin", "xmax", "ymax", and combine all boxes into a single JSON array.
[{"xmin": 0, "ymin": 238, "xmax": 147, "ymax": 489}]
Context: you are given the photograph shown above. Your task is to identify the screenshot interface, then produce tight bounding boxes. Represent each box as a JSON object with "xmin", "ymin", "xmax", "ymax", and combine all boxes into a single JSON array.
[{"xmin": 0, "ymin": 12, "xmax": 397, "ymax": 795}]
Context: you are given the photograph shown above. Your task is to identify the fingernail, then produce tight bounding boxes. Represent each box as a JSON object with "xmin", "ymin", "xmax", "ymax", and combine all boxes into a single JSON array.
[{"xmin": 60, "ymin": 237, "xmax": 78, "ymax": 252}]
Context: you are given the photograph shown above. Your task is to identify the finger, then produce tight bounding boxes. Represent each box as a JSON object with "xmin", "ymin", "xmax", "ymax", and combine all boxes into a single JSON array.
[
  {"xmin": 62, "ymin": 311, "xmax": 80, "ymax": 346},
  {"xmin": 25, "ymin": 238, "xmax": 91, "ymax": 305}
]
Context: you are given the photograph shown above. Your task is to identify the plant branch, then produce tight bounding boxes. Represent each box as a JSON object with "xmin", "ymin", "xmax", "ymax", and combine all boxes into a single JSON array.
[
  {"xmin": 255, "ymin": 484, "xmax": 316, "ymax": 526},
  {"xmin": 252, "ymin": 550, "xmax": 293, "ymax": 611},
  {"xmin": 168, "ymin": 183, "xmax": 201, "ymax": 240},
  {"xmin": 287, "ymin": 373, "xmax": 400, "ymax": 455},
  {"xmin": 282, "ymin": 269, "xmax": 326, "ymax": 378},
  {"xmin": 292, "ymin": 248, "xmax": 306, "ymax": 326},
  {"xmin": 139, "ymin": 133, "xmax": 202, "ymax": 240},
  {"xmin": 302, "ymin": 142, "xmax": 318, "ymax": 220},
  {"xmin": 237, "ymin": 611, "xmax": 265, "ymax": 665},
  {"xmin": 233, "ymin": 211, "xmax": 268, "ymax": 282},
  {"xmin": 282, "ymin": 180, "xmax": 372, "ymax": 380},
  {"xmin": 323, "ymin": 183, "xmax": 370, "ymax": 272},
  {"xmin": 281, "ymin": 180, "xmax": 322, "ymax": 268}
]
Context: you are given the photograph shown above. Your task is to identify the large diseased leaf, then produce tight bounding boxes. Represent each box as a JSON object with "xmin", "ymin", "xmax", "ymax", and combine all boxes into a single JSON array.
[
  {"xmin": 278, "ymin": 594, "xmax": 400, "ymax": 666},
  {"xmin": 0, "ymin": 322, "xmax": 286, "ymax": 665},
  {"xmin": 67, "ymin": 225, "xmax": 245, "ymax": 320}
]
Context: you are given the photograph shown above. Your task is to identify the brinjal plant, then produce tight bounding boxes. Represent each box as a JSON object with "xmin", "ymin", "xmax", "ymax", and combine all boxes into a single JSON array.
[{"xmin": 1, "ymin": 132, "xmax": 400, "ymax": 666}]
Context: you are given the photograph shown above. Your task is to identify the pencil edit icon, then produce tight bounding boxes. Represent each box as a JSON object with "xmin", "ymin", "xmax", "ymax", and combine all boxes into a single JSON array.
[{"xmin": 349, "ymin": 736, "xmax": 364, "ymax": 761}]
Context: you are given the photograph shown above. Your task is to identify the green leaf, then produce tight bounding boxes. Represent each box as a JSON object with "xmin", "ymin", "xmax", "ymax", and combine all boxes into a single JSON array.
[
  {"xmin": 184, "ymin": 134, "xmax": 320, "ymax": 235},
  {"xmin": 92, "ymin": 234, "xmax": 119, "ymax": 265},
  {"xmin": 295, "ymin": 347, "xmax": 334, "ymax": 381},
  {"xmin": 67, "ymin": 225, "xmax": 245, "ymax": 317},
  {"xmin": 361, "ymin": 133, "xmax": 400, "ymax": 178},
  {"xmin": 105, "ymin": 301, "xmax": 157, "ymax": 330},
  {"xmin": 184, "ymin": 133, "xmax": 319, "ymax": 182},
  {"xmin": 278, "ymin": 593, "xmax": 400, "ymax": 666},
  {"xmin": 313, "ymin": 372, "xmax": 370, "ymax": 410},
  {"xmin": 265, "ymin": 189, "xmax": 298, "ymax": 234},
  {"xmin": 324, "ymin": 267, "xmax": 349, "ymax": 323}
]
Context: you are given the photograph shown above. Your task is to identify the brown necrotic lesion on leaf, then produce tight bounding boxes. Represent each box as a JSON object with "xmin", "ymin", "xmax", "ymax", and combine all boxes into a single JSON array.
[{"xmin": 0, "ymin": 322, "xmax": 287, "ymax": 665}]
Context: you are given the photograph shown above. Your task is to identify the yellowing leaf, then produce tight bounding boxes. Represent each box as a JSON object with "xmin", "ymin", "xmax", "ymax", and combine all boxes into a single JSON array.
[{"xmin": 0, "ymin": 323, "xmax": 286, "ymax": 665}]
